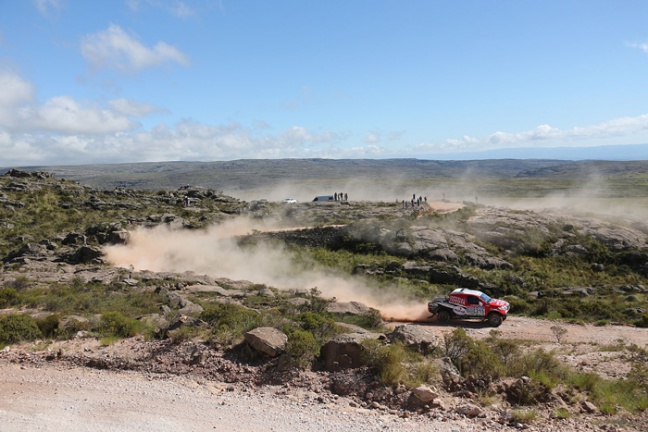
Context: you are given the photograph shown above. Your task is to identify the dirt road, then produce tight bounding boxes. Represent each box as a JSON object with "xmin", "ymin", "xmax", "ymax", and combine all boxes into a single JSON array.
[
  {"xmin": 405, "ymin": 316, "xmax": 648, "ymax": 346},
  {"xmin": 1, "ymin": 316, "xmax": 646, "ymax": 431}
]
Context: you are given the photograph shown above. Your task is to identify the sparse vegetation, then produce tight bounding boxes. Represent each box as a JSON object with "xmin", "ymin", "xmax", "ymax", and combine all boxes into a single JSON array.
[{"xmin": 2, "ymin": 167, "xmax": 648, "ymax": 427}]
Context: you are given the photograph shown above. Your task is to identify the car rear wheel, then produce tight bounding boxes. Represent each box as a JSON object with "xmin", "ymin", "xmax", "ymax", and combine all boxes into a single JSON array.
[
  {"xmin": 437, "ymin": 309, "xmax": 451, "ymax": 324},
  {"xmin": 487, "ymin": 312, "xmax": 503, "ymax": 327}
]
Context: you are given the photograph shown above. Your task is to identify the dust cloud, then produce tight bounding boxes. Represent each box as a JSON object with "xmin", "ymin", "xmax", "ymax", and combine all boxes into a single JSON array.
[{"xmin": 103, "ymin": 218, "xmax": 429, "ymax": 321}]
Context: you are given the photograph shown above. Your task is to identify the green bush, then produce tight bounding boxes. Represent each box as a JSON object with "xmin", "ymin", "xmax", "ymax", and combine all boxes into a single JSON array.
[
  {"xmin": 298, "ymin": 311, "xmax": 338, "ymax": 342},
  {"xmin": 0, "ymin": 287, "xmax": 20, "ymax": 308},
  {"xmin": 95, "ymin": 311, "xmax": 141, "ymax": 338},
  {"xmin": 8, "ymin": 276, "xmax": 30, "ymax": 291},
  {"xmin": 285, "ymin": 330, "xmax": 319, "ymax": 369},
  {"xmin": 443, "ymin": 328, "xmax": 504, "ymax": 378},
  {"xmin": 201, "ymin": 303, "xmax": 259, "ymax": 330},
  {"xmin": 361, "ymin": 339, "xmax": 406, "ymax": 386},
  {"xmin": 200, "ymin": 303, "xmax": 259, "ymax": 345},
  {"xmin": 59, "ymin": 317, "xmax": 91, "ymax": 338},
  {"xmin": 36, "ymin": 314, "xmax": 61, "ymax": 338},
  {"xmin": 0, "ymin": 314, "xmax": 42, "ymax": 344}
]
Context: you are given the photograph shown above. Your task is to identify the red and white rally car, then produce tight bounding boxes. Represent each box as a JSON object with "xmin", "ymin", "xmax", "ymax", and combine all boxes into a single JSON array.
[{"xmin": 427, "ymin": 288, "xmax": 510, "ymax": 327}]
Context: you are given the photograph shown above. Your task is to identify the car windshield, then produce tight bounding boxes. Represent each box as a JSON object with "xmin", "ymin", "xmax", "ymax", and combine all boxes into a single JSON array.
[{"xmin": 479, "ymin": 293, "xmax": 492, "ymax": 303}]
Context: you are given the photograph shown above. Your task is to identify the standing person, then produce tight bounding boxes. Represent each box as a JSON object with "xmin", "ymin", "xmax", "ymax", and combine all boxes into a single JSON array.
[
  {"xmin": 344, "ymin": 193, "xmax": 348, "ymax": 201},
  {"xmin": 334, "ymin": 192, "xmax": 338, "ymax": 201}
]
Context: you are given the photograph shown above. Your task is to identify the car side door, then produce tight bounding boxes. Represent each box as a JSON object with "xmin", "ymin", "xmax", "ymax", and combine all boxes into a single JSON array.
[{"xmin": 466, "ymin": 295, "xmax": 486, "ymax": 317}]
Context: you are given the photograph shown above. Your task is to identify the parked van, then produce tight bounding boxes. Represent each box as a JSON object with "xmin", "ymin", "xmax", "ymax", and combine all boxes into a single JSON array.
[{"xmin": 312, "ymin": 195, "xmax": 334, "ymax": 202}]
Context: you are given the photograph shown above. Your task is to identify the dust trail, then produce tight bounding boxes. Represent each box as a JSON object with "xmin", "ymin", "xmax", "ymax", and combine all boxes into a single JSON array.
[{"xmin": 103, "ymin": 219, "xmax": 428, "ymax": 321}]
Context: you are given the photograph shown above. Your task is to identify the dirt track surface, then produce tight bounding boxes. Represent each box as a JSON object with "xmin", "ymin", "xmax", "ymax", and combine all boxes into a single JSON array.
[
  {"xmin": 406, "ymin": 316, "xmax": 648, "ymax": 346},
  {"xmin": 1, "ymin": 316, "xmax": 647, "ymax": 432},
  {"xmin": 0, "ymin": 362, "xmax": 471, "ymax": 432}
]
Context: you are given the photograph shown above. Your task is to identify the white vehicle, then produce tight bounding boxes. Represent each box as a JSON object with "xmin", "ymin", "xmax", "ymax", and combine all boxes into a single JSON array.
[{"xmin": 283, "ymin": 198, "xmax": 297, "ymax": 204}]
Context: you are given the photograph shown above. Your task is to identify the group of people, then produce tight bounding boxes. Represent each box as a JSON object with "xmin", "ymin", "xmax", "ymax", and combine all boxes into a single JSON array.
[
  {"xmin": 402, "ymin": 194, "xmax": 427, "ymax": 209},
  {"xmin": 333, "ymin": 192, "xmax": 348, "ymax": 202}
]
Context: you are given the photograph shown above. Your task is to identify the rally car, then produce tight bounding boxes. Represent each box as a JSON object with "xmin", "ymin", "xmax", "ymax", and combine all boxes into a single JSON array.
[{"xmin": 427, "ymin": 288, "xmax": 510, "ymax": 327}]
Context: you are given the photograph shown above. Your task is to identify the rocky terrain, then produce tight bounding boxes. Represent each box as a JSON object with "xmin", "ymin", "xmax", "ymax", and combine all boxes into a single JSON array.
[{"xmin": 1, "ymin": 168, "xmax": 648, "ymax": 431}]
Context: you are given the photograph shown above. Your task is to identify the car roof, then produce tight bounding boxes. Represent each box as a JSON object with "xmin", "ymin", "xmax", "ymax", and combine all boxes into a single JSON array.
[{"xmin": 450, "ymin": 288, "xmax": 485, "ymax": 297}]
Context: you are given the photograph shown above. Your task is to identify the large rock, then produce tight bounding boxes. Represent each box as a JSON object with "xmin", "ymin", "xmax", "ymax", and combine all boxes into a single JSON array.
[
  {"xmin": 166, "ymin": 292, "xmax": 204, "ymax": 315},
  {"xmin": 321, "ymin": 332, "xmax": 384, "ymax": 372},
  {"xmin": 66, "ymin": 245, "xmax": 103, "ymax": 264},
  {"xmin": 411, "ymin": 384, "xmax": 439, "ymax": 403},
  {"xmin": 387, "ymin": 325, "xmax": 439, "ymax": 354},
  {"xmin": 455, "ymin": 403, "xmax": 485, "ymax": 418},
  {"xmin": 244, "ymin": 327, "xmax": 288, "ymax": 357},
  {"xmin": 326, "ymin": 301, "xmax": 373, "ymax": 316}
]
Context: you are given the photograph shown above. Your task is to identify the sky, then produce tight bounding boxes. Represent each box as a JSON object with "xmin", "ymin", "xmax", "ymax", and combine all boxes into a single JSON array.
[{"xmin": 1, "ymin": 0, "xmax": 648, "ymax": 167}]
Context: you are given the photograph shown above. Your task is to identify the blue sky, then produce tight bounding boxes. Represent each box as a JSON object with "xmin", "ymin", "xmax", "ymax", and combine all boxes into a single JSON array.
[{"xmin": 1, "ymin": 0, "xmax": 648, "ymax": 166}]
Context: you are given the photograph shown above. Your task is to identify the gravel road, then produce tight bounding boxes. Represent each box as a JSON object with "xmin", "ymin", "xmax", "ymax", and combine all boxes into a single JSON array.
[{"xmin": 0, "ymin": 363, "xmax": 478, "ymax": 432}]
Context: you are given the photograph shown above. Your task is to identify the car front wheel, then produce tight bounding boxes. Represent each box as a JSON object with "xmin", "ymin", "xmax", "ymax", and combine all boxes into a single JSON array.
[
  {"xmin": 437, "ymin": 309, "xmax": 451, "ymax": 324},
  {"xmin": 487, "ymin": 312, "xmax": 503, "ymax": 327}
]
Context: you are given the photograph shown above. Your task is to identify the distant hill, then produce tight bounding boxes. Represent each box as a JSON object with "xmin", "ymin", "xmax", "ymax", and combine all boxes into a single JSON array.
[
  {"xmin": 3, "ymin": 159, "xmax": 648, "ymax": 199},
  {"xmin": 422, "ymin": 143, "xmax": 648, "ymax": 161},
  {"xmin": 2, "ymin": 159, "xmax": 571, "ymax": 191}
]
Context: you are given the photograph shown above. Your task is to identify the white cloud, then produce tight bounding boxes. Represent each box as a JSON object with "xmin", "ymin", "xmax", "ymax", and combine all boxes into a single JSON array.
[
  {"xmin": 0, "ymin": 71, "xmax": 34, "ymax": 124},
  {"xmin": 33, "ymin": 0, "xmax": 62, "ymax": 17},
  {"xmin": 108, "ymin": 98, "xmax": 166, "ymax": 117},
  {"xmin": 172, "ymin": 2, "xmax": 195, "ymax": 18},
  {"xmin": 125, "ymin": 0, "xmax": 196, "ymax": 19},
  {"xmin": 628, "ymin": 41, "xmax": 648, "ymax": 54},
  {"xmin": 0, "ymin": 117, "xmax": 354, "ymax": 166},
  {"xmin": 412, "ymin": 114, "xmax": 648, "ymax": 155},
  {"xmin": 80, "ymin": 24, "xmax": 190, "ymax": 73},
  {"xmin": 30, "ymin": 96, "xmax": 139, "ymax": 134},
  {"xmin": 364, "ymin": 133, "xmax": 380, "ymax": 144},
  {"xmin": 0, "ymin": 70, "xmax": 141, "ymax": 135},
  {"xmin": 364, "ymin": 130, "xmax": 404, "ymax": 144}
]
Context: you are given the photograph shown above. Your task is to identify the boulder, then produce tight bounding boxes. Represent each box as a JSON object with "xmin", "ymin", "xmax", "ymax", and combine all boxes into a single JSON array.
[
  {"xmin": 244, "ymin": 327, "xmax": 288, "ymax": 357},
  {"xmin": 65, "ymin": 245, "xmax": 103, "ymax": 264},
  {"xmin": 411, "ymin": 385, "xmax": 439, "ymax": 403},
  {"xmin": 108, "ymin": 229, "xmax": 129, "ymax": 245},
  {"xmin": 321, "ymin": 332, "xmax": 384, "ymax": 372},
  {"xmin": 455, "ymin": 403, "xmax": 484, "ymax": 418},
  {"xmin": 387, "ymin": 325, "xmax": 439, "ymax": 354},
  {"xmin": 184, "ymin": 284, "xmax": 245, "ymax": 298},
  {"xmin": 326, "ymin": 301, "xmax": 373, "ymax": 316},
  {"xmin": 167, "ymin": 315, "xmax": 202, "ymax": 332},
  {"xmin": 166, "ymin": 292, "xmax": 204, "ymax": 315},
  {"xmin": 580, "ymin": 400, "xmax": 598, "ymax": 414}
]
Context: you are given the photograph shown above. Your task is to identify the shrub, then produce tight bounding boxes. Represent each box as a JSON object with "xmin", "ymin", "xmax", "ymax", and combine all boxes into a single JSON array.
[
  {"xmin": 36, "ymin": 314, "xmax": 61, "ymax": 338},
  {"xmin": 443, "ymin": 328, "xmax": 504, "ymax": 378},
  {"xmin": 95, "ymin": 311, "xmax": 140, "ymax": 338},
  {"xmin": 0, "ymin": 314, "xmax": 42, "ymax": 344},
  {"xmin": 332, "ymin": 308, "xmax": 384, "ymax": 331},
  {"xmin": 201, "ymin": 303, "xmax": 259, "ymax": 331},
  {"xmin": 285, "ymin": 330, "xmax": 319, "ymax": 369},
  {"xmin": 8, "ymin": 276, "xmax": 30, "ymax": 291},
  {"xmin": 298, "ymin": 311, "xmax": 338, "ymax": 342},
  {"xmin": 0, "ymin": 287, "xmax": 20, "ymax": 308},
  {"xmin": 200, "ymin": 303, "xmax": 259, "ymax": 345},
  {"xmin": 511, "ymin": 408, "xmax": 538, "ymax": 424},
  {"xmin": 58, "ymin": 317, "xmax": 91, "ymax": 338},
  {"xmin": 361, "ymin": 339, "xmax": 406, "ymax": 386}
]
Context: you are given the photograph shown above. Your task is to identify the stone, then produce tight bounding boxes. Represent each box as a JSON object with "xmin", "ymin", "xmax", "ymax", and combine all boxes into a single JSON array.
[
  {"xmin": 321, "ymin": 332, "xmax": 384, "ymax": 372},
  {"xmin": 244, "ymin": 327, "xmax": 288, "ymax": 358},
  {"xmin": 387, "ymin": 325, "xmax": 439, "ymax": 354},
  {"xmin": 455, "ymin": 403, "xmax": 484, "ymax": 418},
  {"xmin": 411, "ymin": 385, "xmax": 439, "ymax": 403}
]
